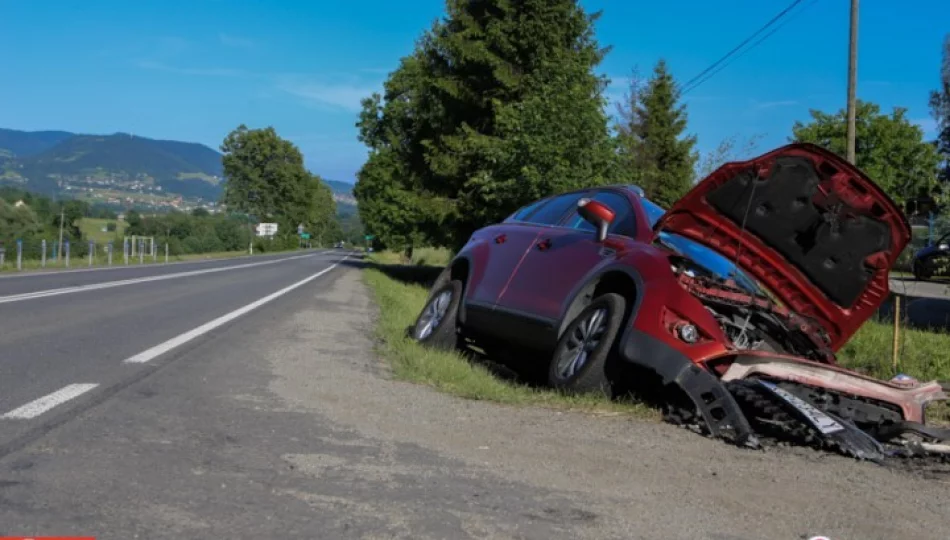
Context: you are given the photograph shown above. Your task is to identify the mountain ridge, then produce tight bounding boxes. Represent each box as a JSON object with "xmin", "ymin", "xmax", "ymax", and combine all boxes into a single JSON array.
[{"xmin": 0, "ymin": 128, "xmax": 355, "ymax": 212}]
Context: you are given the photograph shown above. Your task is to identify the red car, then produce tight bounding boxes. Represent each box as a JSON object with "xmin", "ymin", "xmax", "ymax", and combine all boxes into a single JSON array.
[{"xmin": 411, "ymin": 143, "xmax": 949, "ymax": 460}]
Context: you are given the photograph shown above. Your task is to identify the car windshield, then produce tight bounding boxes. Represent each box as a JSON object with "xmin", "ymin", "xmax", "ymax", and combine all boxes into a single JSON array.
[{"xmin": 642, "ymin": 197, "xmax": 763, "ymax": 295}]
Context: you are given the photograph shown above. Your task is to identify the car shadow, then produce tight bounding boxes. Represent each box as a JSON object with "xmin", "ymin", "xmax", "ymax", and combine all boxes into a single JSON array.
[{"xmin": 875, "ymin": 293, "xmax": 950, "ymax": 331}]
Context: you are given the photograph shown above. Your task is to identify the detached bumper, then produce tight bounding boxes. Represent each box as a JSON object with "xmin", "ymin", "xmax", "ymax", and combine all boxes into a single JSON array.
[
  {"xmin": 619, "ymin": 328, "xmax": 755, "ymax": 446},
  {"xmin": 719, "ymin": 354, "xmax": 948, "ymax": 424}
]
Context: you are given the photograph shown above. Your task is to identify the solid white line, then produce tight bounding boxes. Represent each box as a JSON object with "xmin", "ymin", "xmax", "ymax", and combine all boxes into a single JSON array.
[
  {"xmin": 1, "ymin": 383, "xmax": 99, "ymax": 419},
  {"xmin": 0, "ymin": 249, "xmax": 328, "ymax": 280},
  {"xmin": 123, "ymin": 254, "xmax": 350, "ymax": 364},
  {"xmin": 0, "ymin": 253, "xmax": 317, "ymax": 305}
]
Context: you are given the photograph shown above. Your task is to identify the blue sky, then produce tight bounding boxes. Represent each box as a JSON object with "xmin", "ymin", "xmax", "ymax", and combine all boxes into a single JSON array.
[{"xmin": 1, "ymin": 0, "xmax": 947, "ymax": 184}]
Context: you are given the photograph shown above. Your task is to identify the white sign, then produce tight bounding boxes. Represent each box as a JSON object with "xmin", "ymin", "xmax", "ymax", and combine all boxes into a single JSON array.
[{"xmin": 256, "ymin": 222, "xmax": 278, "ymax": 237}]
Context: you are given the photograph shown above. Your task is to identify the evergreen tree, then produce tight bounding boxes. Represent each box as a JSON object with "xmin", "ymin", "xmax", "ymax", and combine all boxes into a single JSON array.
[
  {"xmin": 354, "ymin": 0, "xmax": 618, "ymax": 251},
  {"xmin": 930, "ymin": 35, "xmax": 950, "ymax": 191},
  {"xmin": 616, "ymin": 60, "xmax": 698, "ymax": 208}
]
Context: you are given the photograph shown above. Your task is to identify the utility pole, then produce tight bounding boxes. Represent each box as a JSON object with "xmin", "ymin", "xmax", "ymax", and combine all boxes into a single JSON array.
[{"xmin": 845, "ymin": 0, "xmax": 859, "ymax": 165}]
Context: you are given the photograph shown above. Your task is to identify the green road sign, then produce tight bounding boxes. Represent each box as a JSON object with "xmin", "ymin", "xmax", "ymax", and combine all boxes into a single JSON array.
[
  {"xmin": 300, "ymin": 233, "xmax": 311, "ymax": 239},
  {"xmin": 364, "ymin": 234, "xmax": 375, "ymax": 240}
]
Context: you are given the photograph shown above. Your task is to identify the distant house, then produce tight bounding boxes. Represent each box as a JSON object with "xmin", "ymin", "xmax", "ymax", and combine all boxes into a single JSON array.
[{"xmin": 13, "ymin": 200, "xmax": 27, "ymax": 208}]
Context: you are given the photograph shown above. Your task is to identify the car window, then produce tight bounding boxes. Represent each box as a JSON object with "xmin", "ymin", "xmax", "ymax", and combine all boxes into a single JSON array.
[
  {"xmin": 563, "ymin": 191, "xmax": 637, "ymax": 238},
  {"xmin": 641, "ymin": 197, "xmax": 666, "ymax": 228},
  {"xmin": 506, "ymin": 198, "xmax": 547, "ymax": 222},
  {"xmin": 526, "ymin": 192, "xmax": 587, "ymax": 225}
]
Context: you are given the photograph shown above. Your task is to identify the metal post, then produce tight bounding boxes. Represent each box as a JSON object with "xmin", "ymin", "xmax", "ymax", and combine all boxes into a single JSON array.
[
  {"xmin": 845, "ymin": 0, "xmax": 859, "ymax": 165},
  {"xmin": 42, "ymin": 239, "xmax": 47, "ymax": 267},
  {"xmin": 16, "ymin": 239, "xmax": 22, "ymax": 271},
  {"xmin": 152, "ymin": 237, "xmax": 157, "ymax": 261},
  {"xmin": 124, "ymin": 238, "xmax": 129, "ymax": 265},
  {"xmin": 65, "ymin": 240, "xmax": 70, "ymax": 267},
  {"xmin": 165, "ymin": 242, "xmax": 169, "ymax": 264},
  {"xmin": 89, "ymin": 240, "xmax": 94, "ymax": 267},
  {"xmin": 892, "ymin": 294, "xmax": 901, "ymax": 371},
  {"xmin": 0, "ymin": 247, "xmax": 5, "ymax": 268},
  {"xmin": 57, "ymin": 205, "xmax": 65, "ymax": 260},
  {"xmin": 108, "ymin": 242, "xmax": 113, "ymax": 266},
  {"xmin": 139, "ymin": 239, "xmax": 144, "ymax": 264}
]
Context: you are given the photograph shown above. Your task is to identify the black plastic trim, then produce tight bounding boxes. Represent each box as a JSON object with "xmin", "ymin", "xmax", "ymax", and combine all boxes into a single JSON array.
[{"xmin": 619, "ymin": 328, "xmax": 754, "ymax": 445}]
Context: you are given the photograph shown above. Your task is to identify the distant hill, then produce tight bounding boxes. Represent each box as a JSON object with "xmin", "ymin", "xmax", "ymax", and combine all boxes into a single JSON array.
[
  {"xmin": 0, "ymin": 128, "xmax": 73, "ymax": 158},
  {"xmin": 0, "ymin": 128, "xmax": 358, "ymax": 215}
]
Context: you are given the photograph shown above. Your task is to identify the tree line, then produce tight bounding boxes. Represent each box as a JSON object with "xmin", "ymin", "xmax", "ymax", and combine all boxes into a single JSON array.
[{"xmin": 353, "ymin": 0, "xmax": 950, "ymax": 254}]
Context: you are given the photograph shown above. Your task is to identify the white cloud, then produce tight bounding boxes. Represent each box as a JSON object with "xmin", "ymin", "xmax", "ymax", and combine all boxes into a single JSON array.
[
  {"xmin": 276, "ymin": 76, "xmax": 379, "ymax": 112},
  {"xmin": 219, "ymin": 33, "xmax": 257, "ymax": 50},
  {"xmin": 751, "ymin": 99, "xmax": 799, "ymax": 110},
  {"xmin": 912, "ymin": 117, "xmax": 938, "ymax": 138},
  {"xmin": 135, "ymin": 60, "xmax": 247, "ymax": 77}
]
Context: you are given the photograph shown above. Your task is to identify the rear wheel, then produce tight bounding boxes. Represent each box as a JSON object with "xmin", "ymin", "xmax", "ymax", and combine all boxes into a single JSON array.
[
  {"xmin": 547, "ymin": 293, "xmax": 625, "ymax": 395},
  {"xmin": 411, "ymin": 280, "xmax": 463, "ymax": 351}
]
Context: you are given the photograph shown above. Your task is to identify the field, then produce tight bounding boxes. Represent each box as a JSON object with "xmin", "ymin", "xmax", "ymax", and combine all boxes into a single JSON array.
[
  {"xmin": 363, "ymin": 247, "xmax": 950, "ymax": 423},
  {"xmin": 78, "ymin": 217, "xmax": 128, "ymax": 243}
]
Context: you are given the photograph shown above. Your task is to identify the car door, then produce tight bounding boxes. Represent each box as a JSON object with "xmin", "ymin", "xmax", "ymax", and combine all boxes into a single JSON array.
[
  {"xmin": 495, "ymin": 189, "xmax": 639, "ymax": 348},
  {"xmin": 461, "ymin": 196, "xmax": 552, "ymax": 327}
]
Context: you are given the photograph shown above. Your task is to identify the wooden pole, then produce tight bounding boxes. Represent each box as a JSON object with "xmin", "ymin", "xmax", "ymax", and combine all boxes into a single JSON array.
[{"xmin": 892, "ymin": 294, "xmax": 901, "ymax": 371}]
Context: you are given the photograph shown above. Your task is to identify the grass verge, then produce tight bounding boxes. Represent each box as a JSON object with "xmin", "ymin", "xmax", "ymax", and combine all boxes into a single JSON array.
[
  {"xmin": 363, "ymin": 247, "xmax": 950, "ymax": 424},
  {"xmin": 362, "ymin": 249, "xmax": 658, "ymax": 418}
]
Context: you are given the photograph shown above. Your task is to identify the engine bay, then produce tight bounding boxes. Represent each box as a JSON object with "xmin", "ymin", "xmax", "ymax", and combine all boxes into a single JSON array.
[{"xmin": 668, "ymin": 254, "xmax": 834, "ymax": 362}]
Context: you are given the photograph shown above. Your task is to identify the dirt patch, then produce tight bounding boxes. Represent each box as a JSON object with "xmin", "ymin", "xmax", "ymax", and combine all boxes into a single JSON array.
[{"xmin": 268, "ymin": 268, "xmax": 950, "ymax": 540}]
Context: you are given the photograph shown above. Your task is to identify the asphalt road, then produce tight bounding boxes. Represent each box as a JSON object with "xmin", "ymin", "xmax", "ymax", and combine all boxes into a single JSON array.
[{"xmin": 0, "ymin": 251, "xmax": 947, "ymax": 539}]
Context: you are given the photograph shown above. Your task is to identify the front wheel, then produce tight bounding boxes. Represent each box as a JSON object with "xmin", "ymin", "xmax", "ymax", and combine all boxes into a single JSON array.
[
  {"xmin": 411, "ymin": 280, "xmax": 463, "ymax": 351},
  {"xmin": 548, "ymin": 293, "xmax": 626, "ymax": 395}
]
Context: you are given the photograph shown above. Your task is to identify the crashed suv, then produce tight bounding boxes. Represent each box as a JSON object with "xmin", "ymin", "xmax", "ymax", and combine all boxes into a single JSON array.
[{"xmin": 411, "ymin": 143, "xmax": 950, "ymax": 461}]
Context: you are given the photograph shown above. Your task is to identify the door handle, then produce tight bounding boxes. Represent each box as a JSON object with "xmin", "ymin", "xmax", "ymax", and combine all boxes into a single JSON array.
[
  {"xmin": 536, "ymin": 238, "xmax": 552, "ymax": 251},
  {"xmin": 494, "ymin": 234, "xmax": 507, "ymax": 244}
]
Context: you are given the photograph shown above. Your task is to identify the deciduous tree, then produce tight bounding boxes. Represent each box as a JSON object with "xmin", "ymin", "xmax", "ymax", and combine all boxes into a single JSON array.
[{"xmin": 791, "ymin": 100, "xmax": 940, "ymax": 206}]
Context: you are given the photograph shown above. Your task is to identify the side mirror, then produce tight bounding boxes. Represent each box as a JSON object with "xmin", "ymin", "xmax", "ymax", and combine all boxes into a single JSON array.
[{"xmin": 577, "ymin": 198, "xmax": 615, "ymax": 243}]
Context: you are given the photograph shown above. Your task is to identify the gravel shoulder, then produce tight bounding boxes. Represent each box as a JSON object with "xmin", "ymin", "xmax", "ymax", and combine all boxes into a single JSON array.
[{"xmin": 0, "ymin": 266, "xmax": 946, "ymax": 540}]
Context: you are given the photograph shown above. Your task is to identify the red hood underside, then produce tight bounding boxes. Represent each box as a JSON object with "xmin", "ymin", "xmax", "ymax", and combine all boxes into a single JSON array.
[{"xmin": 654, "ymin": 143, "xmax": 911, "ymax": 351}]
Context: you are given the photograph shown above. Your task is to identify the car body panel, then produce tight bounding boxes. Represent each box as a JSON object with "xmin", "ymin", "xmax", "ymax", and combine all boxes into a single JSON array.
[
  {"xmin": 460, "ymin": 223, "xmax": 541, "ymax": 308},
  {"xmin": 655, "ymin": 142, "xmax": 911, "ymax": 350}
]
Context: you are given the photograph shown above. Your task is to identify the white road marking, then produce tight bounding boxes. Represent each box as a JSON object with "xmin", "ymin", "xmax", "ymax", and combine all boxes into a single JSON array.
[
  {"xmin": 0, "ymin": 253, "xmax": 317, "ymax": 305},
  {"xmin": 0, "ymin": 250, "xmax": 327, "ymax": 280},
  {"xmin": 124, "ymin": 255, "xmax": 350, "ymax": 364},
  {"xmin": 2, "ymin": 383, "xmax": 99, "ymax": 419}
]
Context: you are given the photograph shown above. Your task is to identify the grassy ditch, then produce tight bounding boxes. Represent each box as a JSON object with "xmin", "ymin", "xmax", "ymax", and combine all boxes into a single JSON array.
[
  {"xmin": 362, "ymin": 248, "xmax": 658, "ymax": 418},
  {"xmin": 363, "ymin": 247, "xmax": 950, "ymax": 422}
]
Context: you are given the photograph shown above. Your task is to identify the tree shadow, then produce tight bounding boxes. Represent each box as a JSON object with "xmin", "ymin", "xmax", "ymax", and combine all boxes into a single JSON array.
[{"xmin": 341, "ymin": 255, "xmax": 444, "ymax": 289}]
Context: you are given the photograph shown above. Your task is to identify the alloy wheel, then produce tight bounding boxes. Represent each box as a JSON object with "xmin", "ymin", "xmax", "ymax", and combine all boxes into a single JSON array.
[{"xmin": 556, "ymin": 307, "xmax": 608, "ymax": 379}]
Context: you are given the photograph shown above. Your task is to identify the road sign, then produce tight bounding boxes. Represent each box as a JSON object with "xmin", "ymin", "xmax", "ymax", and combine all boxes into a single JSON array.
[
  {"xmin": 300, "ymin": 233, "xmax": 311, "ymax": 240},
  {"xmin": 256, "ymin": 222, "xmax": 278, "ymax": 237},
  {"xmin": 364, "ymin": 234, "xmax": 375, "ymax": 241},
  {"xmin": 297, "ymin": 223, "xmax": 305, "ymax": 234}
]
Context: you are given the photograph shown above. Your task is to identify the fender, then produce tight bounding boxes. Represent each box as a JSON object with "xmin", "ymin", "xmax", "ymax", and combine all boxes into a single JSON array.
[
  {"xmin": 425, "ymin": 253, "xmax": 476, "ymax": 325},
  {"xmin": 555, "ymin": 260, "xmax": 646, "ymax": 340}
]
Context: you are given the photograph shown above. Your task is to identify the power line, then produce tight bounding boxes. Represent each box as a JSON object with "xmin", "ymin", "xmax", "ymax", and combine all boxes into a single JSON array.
[
  {"xmin": 681, "ymin": 0, "xmax": 819, "ymax": 96},
  {"xmin": 678, "ymin": 0, "xmax": 808, "ymax": 96}
]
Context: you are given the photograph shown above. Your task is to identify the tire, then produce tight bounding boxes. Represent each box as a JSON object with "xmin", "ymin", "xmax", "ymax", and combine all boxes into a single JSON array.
[
  {"xmin": 411, "ymin": 279, "xmax": 463, "ymax": 351},
  {"xmin": 548, "ymin": 293, "xmax": 626, "ymax": 394}
]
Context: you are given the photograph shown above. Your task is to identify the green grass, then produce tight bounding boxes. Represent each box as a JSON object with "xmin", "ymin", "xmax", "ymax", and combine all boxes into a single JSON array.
[
  {"xmin": 363, "ymin": 247, "xmax": 950, "ymax": 423},
  {"xmin": 362, "ymin": 249, "xmax": 657, "ymax": 418},
  {"xmin": 78, "ymin": 217, "xmax": 128, "ymax": 243}
]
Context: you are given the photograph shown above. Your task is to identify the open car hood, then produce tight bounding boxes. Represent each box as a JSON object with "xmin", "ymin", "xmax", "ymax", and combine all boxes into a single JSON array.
[{"xmin": 653, "ymin": 143, "xmax": 910, "ymax": 351}]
